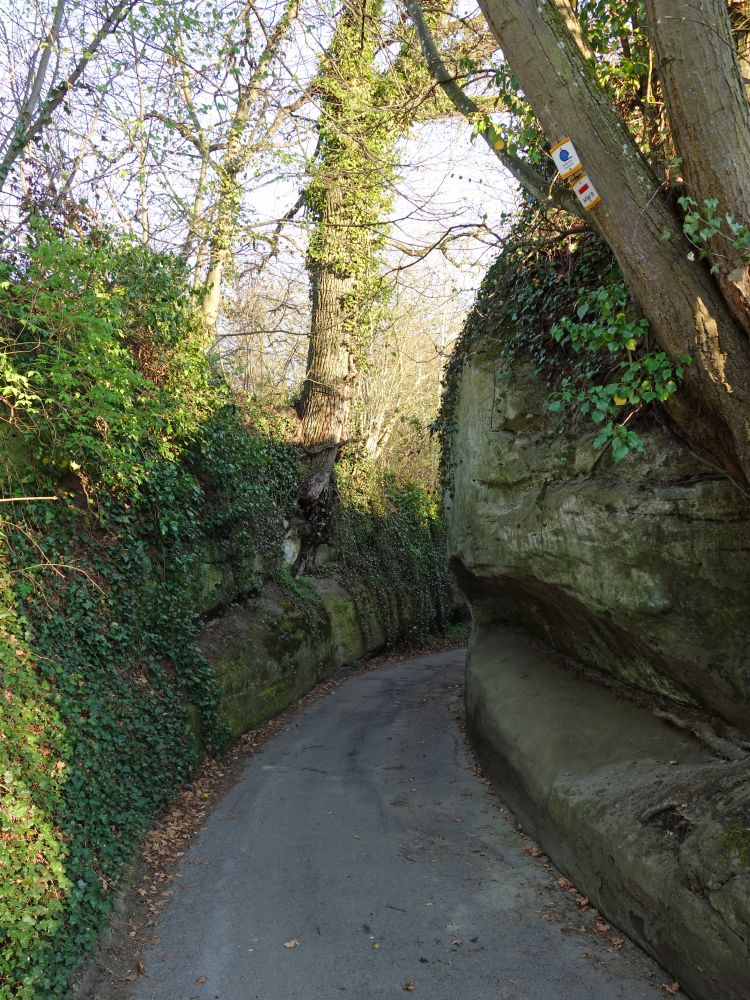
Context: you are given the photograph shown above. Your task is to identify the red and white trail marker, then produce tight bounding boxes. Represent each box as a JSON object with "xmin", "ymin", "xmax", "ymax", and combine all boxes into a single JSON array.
[{"xmin": 571, "ymin": 172, "xmax": 601, "ymax": 211}]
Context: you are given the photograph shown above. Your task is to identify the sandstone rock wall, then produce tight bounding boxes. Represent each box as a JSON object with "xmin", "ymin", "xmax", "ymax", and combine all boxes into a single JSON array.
[
  {"xmin": 197, "ymin": 576, "xmax": 411, "ymax": 739},
  {"xmin": 446, "ymin": 352, "xmax": 750, "ymax": 732},
  {"xmin": 466, "ymin": 623, "xmax": 750, "ymax": 1000},
  {"xmin": 191, "ymin": 521, "xmax": 445, "ymax": 740},
  {"xmin": 446, "ymin": 343, "xmax": 750, "ymax": 998}
]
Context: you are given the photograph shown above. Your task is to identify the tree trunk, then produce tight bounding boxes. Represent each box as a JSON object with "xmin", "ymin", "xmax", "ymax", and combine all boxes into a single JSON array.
[
  {"xmin": 298, "ymin": 262, "xmax": 356, "ymax": 504},
  {"xmin": 477, "ymin": 0, "xmax": 750, "ymax": 482},
  {"xmin": 730, "ymin": 0, "xmax": 750, "ymax": 99},
  {"xmin": 298, "ymin": 0, "xmax": 396, "ymax": 503},
  {"xmin": 201, "ymin": 248, "xmax": 226, "ymax": 336},
  {"xmin": 646, "ymin": 0, "xmax": 750, "ymax": 332}
]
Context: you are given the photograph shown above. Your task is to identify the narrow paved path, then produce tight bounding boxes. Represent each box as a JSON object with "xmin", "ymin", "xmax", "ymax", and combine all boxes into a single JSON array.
[{"xmin": 132, "ymin": 649, "xmax": 665, "ymax": 1000}]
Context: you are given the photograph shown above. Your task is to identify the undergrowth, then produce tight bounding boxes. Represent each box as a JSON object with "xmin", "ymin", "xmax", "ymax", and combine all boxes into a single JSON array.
[
  {"xmin": 0, "ymin": 223, "xmax": 298, "ymax": 997},
  {"xmin": 332, "ymin": 452, "xmax": 453, "ymax": 647}
]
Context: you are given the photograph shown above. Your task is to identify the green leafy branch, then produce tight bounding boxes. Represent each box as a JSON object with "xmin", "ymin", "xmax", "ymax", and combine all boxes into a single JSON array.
[
  {"xmin": 548, "ymin": 281, "xmax": 691, "ymax": 461},
  {"xmin": 677, "ymin": 195, "xmax": 750, "ymax": 273}
]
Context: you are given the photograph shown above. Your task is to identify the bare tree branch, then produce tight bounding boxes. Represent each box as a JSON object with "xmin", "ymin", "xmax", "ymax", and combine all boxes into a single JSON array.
[
  {"xmin": 0, "ymin": 0, "xmax": 139, "ymax": 192},
  {"xmin": 403, "ymin": 0, "xmax": 583, "ymax": 219}
]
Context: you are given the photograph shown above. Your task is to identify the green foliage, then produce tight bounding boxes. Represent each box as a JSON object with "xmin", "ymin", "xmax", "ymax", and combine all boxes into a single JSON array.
[
  {"xmin": 331, "ymin": 454, "xmax": 452, "ymax": 646},
  {"xmin": 548, "ymin": 281, "xmax": 690, "ymax": 461},
  {"xmin": 436, "ymin": 206, "xmax": 692, "ymax": 485},
  {"xmin": 435, "ymin": 207, "xmax": 609, "ymax": 489},
  {"xmin": 0, "ymin": 226, "xmax": 300, "ymax": 996},
  {"xmin": 0, "ymin": 221, "xmax": 216, "ymax": 492},
  {"xmin": 488, "ymin": 63, "xmax": 547, "ymax": 167},
  {"xmin": 578, "ymin": 0, "xmax": 650, "ymax": 107},
  {"xmin": 192, "ymin": 403, "xmax": 300, "ymax": 588},
  {"xmin": 478, "ymin": 0, "xmax": 665, "ymax": 170},
  {"xmin": 678, "ymin": 195, "xmax": 750, "ymax": 273}
]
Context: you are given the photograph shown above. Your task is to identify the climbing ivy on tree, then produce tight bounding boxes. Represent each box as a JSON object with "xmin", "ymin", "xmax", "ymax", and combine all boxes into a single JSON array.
[
  {"xmin": 297, "ymin": 0, "xmax": 399, "ymax": 504},
  {"xmin": 298, "ymin": 0, "xmax": 453, "ymax": 506}
]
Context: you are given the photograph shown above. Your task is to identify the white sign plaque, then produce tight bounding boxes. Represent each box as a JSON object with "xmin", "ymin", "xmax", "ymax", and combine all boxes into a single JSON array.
[
  {"xmin": 550, "ymin": 137, "xmax": 582, "ymax": 179},
  {"xmin": 572, "ymin": 171, "xmax": 601, "ymax": 211}
]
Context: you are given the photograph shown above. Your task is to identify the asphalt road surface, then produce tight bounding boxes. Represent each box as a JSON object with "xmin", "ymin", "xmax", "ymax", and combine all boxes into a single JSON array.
[{"xmin": 131, "ymin": 648, "xmax": 666, "ymax": 1000}]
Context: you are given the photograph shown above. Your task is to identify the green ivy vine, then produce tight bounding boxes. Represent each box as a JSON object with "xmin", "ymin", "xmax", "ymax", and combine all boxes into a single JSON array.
[
  {"xmin": 436, "ymin": 205, "xmax": 693, "ymax": 489},
  {"xmin": 0, "ymin": 224, "xmax": 299, "ymax": 997}
]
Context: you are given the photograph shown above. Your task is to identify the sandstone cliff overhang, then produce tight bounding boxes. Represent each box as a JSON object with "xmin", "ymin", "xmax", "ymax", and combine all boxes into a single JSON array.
[{"xmin": 446, "ymin": 344, "xmax": 750, "ymax": 997}]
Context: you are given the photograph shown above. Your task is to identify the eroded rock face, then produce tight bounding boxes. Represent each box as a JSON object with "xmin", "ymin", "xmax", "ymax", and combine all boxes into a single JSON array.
[
  {"xmin": 446, "ymin": 352, "xmax": 750, "ymax": 731},
  {"xmin": 466, "ymin": 623, "xmax": 750, "ymax": 1000}
]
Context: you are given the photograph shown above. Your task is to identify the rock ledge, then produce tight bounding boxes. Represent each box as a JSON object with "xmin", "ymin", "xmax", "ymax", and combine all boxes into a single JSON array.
[{"xmin": 467, "ymin": 623, "xmax": 750, "ymax": 1000}]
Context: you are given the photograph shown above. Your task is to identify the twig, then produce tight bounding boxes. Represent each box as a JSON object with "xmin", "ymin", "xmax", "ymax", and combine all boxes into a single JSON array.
[{"xmin": 0, "ymin": 495, "xmax": 57, "ymax": 503}]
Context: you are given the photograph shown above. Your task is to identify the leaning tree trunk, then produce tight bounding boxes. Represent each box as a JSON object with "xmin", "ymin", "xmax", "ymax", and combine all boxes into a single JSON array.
[
  {"xmin": 646, "ymin": 0, "xmax": 750, "ymax": 333},
  {"xmin": 477, "ymin": 0, "xmax": 750, "ymax": 483}
]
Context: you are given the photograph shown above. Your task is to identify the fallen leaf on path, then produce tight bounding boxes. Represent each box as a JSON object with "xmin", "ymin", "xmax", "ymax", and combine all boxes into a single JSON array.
[
  {"xmin": 283, "ymin": 938, "xmax": 300, "ymax": 949},
  {"xmin": 594, "ymin": 921, "xmax": 610, "ymax": 936},
  {"xmin": 523, "ymin": 844, "xmax": 543, "ymax": 857},
  {"xmin": 609, "ymin": 936, "xmax": 624, "ymax": 951},
  {"xmin": 137, "ymin": 962, "xmax": 145, "ymax": 975},
  {"xmin": 195, "ymin": 975, "xmax": 207, "ymax": 984},
  {"xmin": 575, "ymin": 894, "xmax": 590, "ymax": 909},
  {"xmin": 372, "ymin": 943, "xmax": 380, "ymax": 950},
  {"xmin": 662, "ymin": 983, "xmax": 680, "ymax": 995},
  {"xmin": 403, "ymin": 982, "xmax": 416, "ymax": 991},
  {"xmin": 451, "ymin": 939, "xmax": 462, "ymax": 947},
  {"xmin": 557, "ymin": 877, "xmax": 575, "ymax": 892}
]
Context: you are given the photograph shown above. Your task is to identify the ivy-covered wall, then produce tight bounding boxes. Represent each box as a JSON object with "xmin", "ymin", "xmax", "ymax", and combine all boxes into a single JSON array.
[{"xmin": 0, "ymin": 226, "xmax": 450, "ymax": 998}]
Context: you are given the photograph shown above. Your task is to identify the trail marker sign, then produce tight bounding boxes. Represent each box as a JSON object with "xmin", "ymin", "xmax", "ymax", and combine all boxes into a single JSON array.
[
  {"xmin": 571, "ymin": 172, "xmax": 601, "ymax": 211},
  {"xmin": 550, "ymin": 137, "xmax": 582, "ymax": 179}
]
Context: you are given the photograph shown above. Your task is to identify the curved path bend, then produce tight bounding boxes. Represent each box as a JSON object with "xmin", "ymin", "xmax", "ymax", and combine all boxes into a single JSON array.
[{"xmin": 132, "ymin": 649, "xmax": 665, "ymax": 1000}]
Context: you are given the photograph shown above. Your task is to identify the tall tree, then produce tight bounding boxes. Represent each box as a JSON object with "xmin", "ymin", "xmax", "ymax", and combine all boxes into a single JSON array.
[
  {"xmin": 297, "ymin": 0, "xmax": 397, "ymax": 504},
  {"xmin": 297, "ymin": 0, "xmax": 494, "ymax": 503}
]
